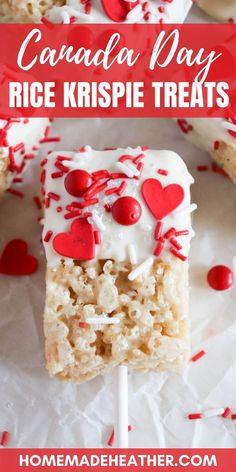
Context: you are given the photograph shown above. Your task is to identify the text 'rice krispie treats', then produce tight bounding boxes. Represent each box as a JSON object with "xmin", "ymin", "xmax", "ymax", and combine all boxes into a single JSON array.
[
  {"xmin": 0, "ymin": 117, "xmax": 49, "ymax": 196},
  {"xmin": 0, "ymin": 0, "xmax": 192, "ymax": 23},
  {"xmin": 42, "ymin": 147, "xmax": 194, "ymax": 383},
  {"xmin": 177, "ymin": 118, "xmax": 236, "ymax": 185}
]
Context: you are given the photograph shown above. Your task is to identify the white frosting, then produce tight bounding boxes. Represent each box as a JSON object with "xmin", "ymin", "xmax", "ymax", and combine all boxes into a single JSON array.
[
  {"xmin": 0, "ymin": 118, "xmax": 49, "ymax": 187},
  {"xmin": 179, "ymin": 118, "xmax": 236, "ymax": 154},
  {"xmin": 48, "ymin": 0, "xmax": 192, "ymax": 24},
  {"xmin": 197, "ymin": 0, "xmax": 236, "ymax": 22},
  {"xmin": 43, "ymin": 147, "xmax": 194, "ymax": 267}
]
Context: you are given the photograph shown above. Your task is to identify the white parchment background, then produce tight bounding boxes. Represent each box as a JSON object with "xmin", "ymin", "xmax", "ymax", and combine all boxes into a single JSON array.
[{"xmin": 1, "ymin": 6, "xmax": 236, "ymax": 448}]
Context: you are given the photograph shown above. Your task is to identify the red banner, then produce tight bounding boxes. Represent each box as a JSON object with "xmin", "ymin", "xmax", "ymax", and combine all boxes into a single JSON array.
[
  {"xmin": 1, "ymin": 448, "xmax": 236, "ymax": 471},
  {"xmin": 0, "ymin": 24, "xmax": 235, "ymax": 118}
]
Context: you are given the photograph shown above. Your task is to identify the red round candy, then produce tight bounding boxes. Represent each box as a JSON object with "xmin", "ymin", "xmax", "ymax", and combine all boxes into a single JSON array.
[
  {"xmin": 112, "ymin": 196, "xmax": 142, "ymax": 226},
  {"xmin": 207, "ymin": 265, "xmax": 234, "ymax": 291},
  {"xmin": 64, "ymin": 170, "xmax": 93, "ymax": 197}
]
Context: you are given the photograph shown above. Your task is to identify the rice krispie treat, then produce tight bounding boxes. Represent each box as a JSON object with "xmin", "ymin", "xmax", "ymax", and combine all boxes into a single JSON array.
[
  {"xmin": 47, "ymin": 0, "xmax": 192, "ymax": 24},
  {"xmin": 177, "ymin": 118, "xmax": 236, "ymax": 184},
  {"xmin": 196, "ymin": 0, "xmax": 236, "ymax": 22},
  {"xmin": 42, "ymin": 147, "xmax": 194, "ymax": 383},
  {"xmin": 0, "ymin": 0, "xmax": 65, "ymax": 23},
  {"xmin": 0, "ymin": 117, "xmax": 49, "ymax": 195}
]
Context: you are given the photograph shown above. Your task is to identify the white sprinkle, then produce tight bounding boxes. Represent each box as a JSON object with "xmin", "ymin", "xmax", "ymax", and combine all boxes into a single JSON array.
[
  {"xmin": 128, "ymin": 257, "xmax": 154, "ymax": 281},
  {"xmin": 61, "ymin": 10, "xmax": 70, "ymax": 23},
  {"xmin": 222, "ymin": 121, "xmax": 236, "ymax": 133},
  {"xmin": 116, "ymin": 161, "xmax": 134, "ymax": 178},
  {"xmin": 128, "ymin": 162, "xmax": 140, "ymax": 177},
  {"xmin": 128, "ymin": 244, "xmax": 137, "ymax": 264},
  {"xmin": 86, "ymin": 317, "xmax": 120, "ymax": 325},
  {"xmin": 39, "ymin": 218, "xmax": 45, "ymax": 226},
  {"xmin": 126, "ymin": 4, "xmax": 142, "ymax": 21},
  {"xmin": 92, "ymin": 213, "xmax": 106, "ymax": 231},
  {"xmin": 174, "ymin": 203, "xmax": 197, "ymax": 216},
  {"xmin": 84, "ymin": 145, "xmax": 92, "ymax": 152},
  {"xmin": 62, "ymin": 160, "xmax": 80, "ymax": 169},
  {"xmin": 202, "ymin": 408, "xmax": 225, "ymax": 418}
]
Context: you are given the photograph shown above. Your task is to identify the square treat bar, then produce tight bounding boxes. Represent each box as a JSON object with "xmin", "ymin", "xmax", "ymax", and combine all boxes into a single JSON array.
[
  {"xmin": 1, "ymin": 0, "xmax": 192, "ymax": 24},
  {"xmin": 0, "ymin": 1, "xmax": 64, "ymax": 23},
  {"xmin": 196, "ymin": 0, "xmax": 236, "ymax": 22},
  {"xmin": 177, "ymin": 118, "xmax": 236, "ymax": 184},
  {"xmin": 0, "ymin": 117, "xmax": 49, "ymax": 195},
  {"xmin": 42, "ymin": 147, "xmax": 194, "ymax": 383}
]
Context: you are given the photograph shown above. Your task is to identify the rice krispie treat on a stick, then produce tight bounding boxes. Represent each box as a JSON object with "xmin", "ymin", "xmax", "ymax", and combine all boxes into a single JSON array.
[
  {"xmin": 42, "ymin": 147, "xmax": 194, "ymax": 383},
  {"xmin": 177, "ymin": 118, "xmax": 236, "ymax": 184},
  {"xmin": 196, "ymin": 0, "xmax": 236, "ymax": 22},
  {"xmin": 0, "ymin": 117, "xmax": 49, "ymax": 196},
  {"xmin": 0, "ymin": 0, "xmax": 65, "ymax": 23}
]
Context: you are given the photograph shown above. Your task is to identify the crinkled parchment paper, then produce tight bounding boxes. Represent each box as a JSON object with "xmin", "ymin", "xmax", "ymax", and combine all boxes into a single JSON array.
[{"xmin": 1, "ymin": 6, "xmax": 236, "ymax": 448}]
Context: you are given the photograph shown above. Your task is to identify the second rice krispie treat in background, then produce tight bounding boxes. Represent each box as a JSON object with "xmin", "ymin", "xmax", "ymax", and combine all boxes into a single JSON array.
[
  {"xmin": 47, "ymin": 0, "xmax": 192, "ymax": 24},
  {"xmin": 42, "ymin": 147, "xmax": 195, "ymax": 383},
  {"xmin": 196, "ymin": 0, "xmax": 236, "ymax": 22},
  {"xmin": 177, "ymin": 118, "xmax": 236, "ymax": 184},
  {"xmin": 0, "ymin": 118, "xmax": 49, "ymax": 196},
  {"xmin": 0, "ymin": 0, "xmax": 64, "ymax": 23}
]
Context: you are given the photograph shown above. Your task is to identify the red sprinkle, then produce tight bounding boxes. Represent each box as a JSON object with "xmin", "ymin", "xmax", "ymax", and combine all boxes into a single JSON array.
[
  {"xmin": 214, "ymin": 141, "xmax": 220, "ymax": 150},
  {"xmin": 44, "ymin": 230, "xmax": 53, "ymax": 242},
  {"xmin": 191, "ymin": 350, "xmax": 206, "ymax": 363},
  {"xmin": 105, "ymin": 187, "xmax": 119, "ymax": 196},
  {"xmin": 24, "ymin": 153, "xmax": 35, "ymax": 160},
  {"xmin": 0, "ymin": 431, "xmax": 9, "ymax": 447},
  {"xmin": 133, "ymin": 153, "xmax": 145, "ymax": 164},
  {"xmin": 154, "ymin": 239, "xmax": 164, "ymax": 257},
  {"xmin": 13, "ymin": 177, "xmax": 23, "ymax": 183},
  {"xmin": 40, "ymin": 158, "xmax": 48, "ymax": 167},
  {"xmin": 175, "ymin": 230, "xmax": 190, "ymax": 237},
  {"xmin": 13, "ymin": 142, "xmax": 24, "ymax": 152},
  {"xmin": 56, "ymin": 206, "xmax": 62, "ymax": 213},
  {"xmin": 170, "ymin": 237, "xmax": 182, "ymax": 251},
  {"xmin": 48, "ymin": 192, "xmax": 60, "ymax": 201},
  {"xmin": 51, "ymin": 171, "xmax": 64, "ymax": 179},
  {"xmin": 158, "ymin": 169, "xmax": 168, "ymax": 176},
  {"xmin": 81, "ymin": 198, "xmax": 98, "ymax": 208},
  {"xmin": 231, "ymin": 414, "xmax": 236, "ymax": 420},
  {"xmin": 64, "ymin": 210, "xmax": 82, "ymax": 220},
  {"xmin": 164, "ymin": 227, "xmax": 176, "ymax": 239},
  {"xmin": 170, "ymin": 247, "xmax": 187, "ymax": 261},
  {"xmin": 54, "ymin": 161, "xmax": 69, "ymax": 173},
  {"xmin": 40, "ymin": 136, "xmax": 61, "ymax": 144},
  {"xmin": 94, "ymin": 230, "xmax": 101, "ymax": 245},
  {"xmin": 117, "ymin": 181, "xmax": 127, "ymax": 196},
  {"xmin": 108, "ymin": 425, "xmax": 132, "ymax": 447},
  {"xmin": 222, "ymin": 408, "xmax": 231, "ymax": 418},
  {"xmin": 154, "ymin": 221, "xmax": 163, "ymax": 240},
  {"xmin": 34, "ymin": 196, "xmax": 42, "ymax": 210},
  {"xmin": 7, "ymin": 188, "xmax": 24, "ymax": 198},
  {"xmin": 92, "ymin": 170, "xmax": 109, "ymax": 180},
  {"xmin": 211, "ymin": 162, "xmax": 228, "ymax": 178},
  {"xmin": 104, "ymin": 204, "xmax": 111, "ymax": 212},
  {"xmin": 79, "ymin": 322, "xmax": 88, "ymax": 328},
  {"xmin": 188, "ymin": 414, "xmax": 202, "ymax": 420},
  {"xmin": 197, "ymin": 165, "xmax": 209, "ymax": 172}
]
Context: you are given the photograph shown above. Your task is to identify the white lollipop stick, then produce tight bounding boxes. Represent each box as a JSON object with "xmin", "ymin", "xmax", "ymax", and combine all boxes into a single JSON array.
[{"xmin": 113, "ymin": 365, "xmax": 129, "ymax": 448}]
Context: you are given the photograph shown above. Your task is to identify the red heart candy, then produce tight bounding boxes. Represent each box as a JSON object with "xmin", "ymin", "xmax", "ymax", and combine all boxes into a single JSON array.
[
  {"xmin": 53, "ymin": 218, "xmax": 95, "ymax": 260},
  {"xmin": 101, "ymin": 0, "xmax": 139, "ymax": 22},
  {"xmin": 0, "ymin": 239, "xmax": 38, "ymax": 276},
  {"xmin": 142, "ymin": 179, "xmax": 184, "ymax": 220}
]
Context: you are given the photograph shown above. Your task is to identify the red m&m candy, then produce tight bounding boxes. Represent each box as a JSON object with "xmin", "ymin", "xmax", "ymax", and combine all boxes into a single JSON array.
[
  {"xmin": 112, "ymin": 196, "xmax": 142, "ymax": 226},
  {"xmin": 207, "ymin": 265, "xmax": 234, "ymax": 291},
  {"xmin": 64, "ymin": 170, "xmax": 93, "ymax": 197}
]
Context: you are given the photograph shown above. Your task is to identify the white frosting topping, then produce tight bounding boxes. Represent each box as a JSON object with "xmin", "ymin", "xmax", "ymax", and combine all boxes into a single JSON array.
[
  {"xmin": 0, "ymin": 118, "xmax": 49, "ymax": 187},
  {"xmin": 47, "ymin": 0, "xmax": 192, "ymax": 24},
  {"xmin": 43, "ymin": 147, "xmax": 194, "ymax": 267}
]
